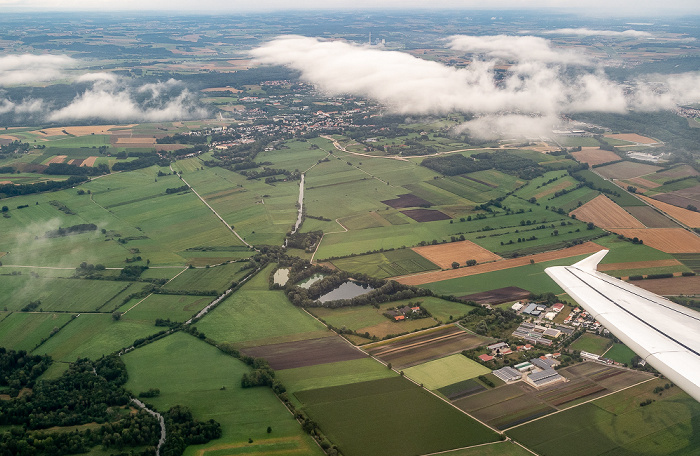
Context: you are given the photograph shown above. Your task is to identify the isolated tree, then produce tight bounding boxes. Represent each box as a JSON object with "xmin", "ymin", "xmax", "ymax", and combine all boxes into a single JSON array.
[
  {"xmin": 112, "ymin": 311, "xmax": 122, "ymax": 321},
  {"xmin": 451, "ymin": 261, "xmax": 460, "ymax": 269},
  {"xmin": 1, "ymin": 206, "xmax": 7, "ymax": 212},
  {"xmin": 466, "ymin": 259, "xmax": 477, "ymax": 267}
]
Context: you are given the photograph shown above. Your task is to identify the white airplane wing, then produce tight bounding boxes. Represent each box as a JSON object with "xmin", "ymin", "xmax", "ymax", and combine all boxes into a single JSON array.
[{"xmin": 545, "ymin": 250, "xmax": 700, "ymax": 402}]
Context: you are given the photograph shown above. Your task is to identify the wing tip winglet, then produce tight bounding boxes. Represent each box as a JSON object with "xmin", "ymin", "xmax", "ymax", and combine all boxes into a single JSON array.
[{"xmin": 571, "ymin": 249, "xmax": 609, "ymax": 271}]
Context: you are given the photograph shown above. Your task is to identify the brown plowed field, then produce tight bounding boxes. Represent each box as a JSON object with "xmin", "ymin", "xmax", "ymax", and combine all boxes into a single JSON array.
[
  {"xmin": 569, "ymin": 195, "xmax": 644, "ymax": 229},
  {"xmin": 633, "ymin": 275, "xmax": 700, "ymax": 295},
  {"xmin": 459, "ymin": 286, "xmax": 531, "ymax": 305},
  {"xmin": 571, "ymin": 148, "xmax": 621, "ymax": 167},
  {"xmin": 381, "ymin": 193, "xmax": 433, "ymax": 208},
  {"xmin": 604, "ymin": 133, "xmax": 659, "ymax": 144},
  {"xmin": 611, "ymin": 228, "xmax": 700, "ymax": 253},
  {"xmin": 81, "ymin": 157, "xmax": 97, "ymax": 167},
  {"xmin": 395, "ymin": 241, "xmax": 604, "ymax": 286},
  {"xmin": 400, "ymin": 209, "xmax": 450, "ymax": 222},
  {"xmin": 639, "ymin": 195, "xmax": 700, "ymax": 228},
  {"xmin": 597, "ymin": 259, "xmax": 682, "ymax": 272},
  {"xmin": 596, "ymin": 161, "xmax": 662, "ymax": 180},
  {"xmin": 364, "ymin": 326, "xmax": 487, "ymax": 369},
  {"xmin": 627, "ymin": 176, "xmax": 661, "ymax": 189},
  {"xmin": 623, "ymin": 205, "xmax": 679, "ymax": 228},
  {"xmin": 412, "ymin": 240, "xmax": 501, "ymax": 269},
  {"xmin": 240, "ymin": 336, "xmax": 366, "ymax": 370}
]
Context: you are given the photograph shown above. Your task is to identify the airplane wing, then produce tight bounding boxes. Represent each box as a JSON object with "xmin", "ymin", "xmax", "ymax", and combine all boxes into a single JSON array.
[{"xmin": 545, "ymin": 250, "xmax": 700, "ymax": 402}]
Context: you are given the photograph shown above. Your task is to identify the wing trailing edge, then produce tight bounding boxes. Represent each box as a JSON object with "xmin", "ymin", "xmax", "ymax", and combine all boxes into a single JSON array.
[{"xmin": 546, "ymin": 250, "xmax": 700, "ymax": 402}]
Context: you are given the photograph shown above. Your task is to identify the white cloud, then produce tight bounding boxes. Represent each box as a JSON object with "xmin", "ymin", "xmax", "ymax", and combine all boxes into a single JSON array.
[
  {"xmin": 252, "ymin": 35, "xmax": 700, "ymax": 140},
  {"xmin": 542, "ymin": 28, "xmax": 652, "ymax": 38},
  {"xmin": 448, "ymin": 35, "xmax": 588, "ymax": 64},
  {"xmin": 631, "ymin": 73, "xmax": 700, "ymax": 111},
  {"xmin": 0, "ymin": 54, "xmax": 76, "ymax": 86},
  {"xmin": 48, "ymin": 78, "xmax": 208, "ymax": 122},
  {"xmin": 76, "ymin": 72, "xmax": 118, "ymax": 84}
]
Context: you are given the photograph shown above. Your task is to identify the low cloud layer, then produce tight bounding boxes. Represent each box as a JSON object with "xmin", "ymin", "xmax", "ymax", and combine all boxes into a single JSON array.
[
  {"xmin": 0, "ymin": 54, "xmax": 76, "ymax": 86},
  {"xmin": 448, "ymin": 35, "xmax": 587, "ymax": 64},
  {"xmin": 542, "ymin": 28, "xmax": 652, "ymax": 38},
  {"xmin": 252, "ymin": 35, "xmax": 700, "ymax": 139},
  {"xmin": 0, "ymin": 54, "xmax": 208, "ymax": 122},
  {"xmin": 48, "ymin": 77, "xmax": 208, "ymax": 122}
]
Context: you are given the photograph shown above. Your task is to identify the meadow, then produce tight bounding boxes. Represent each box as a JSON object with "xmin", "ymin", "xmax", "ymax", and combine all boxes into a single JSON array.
[
  {"xmin": 195, "ymin": 265, "xmax": 328, "ymax": 347},
  {"xmin": 123, "ymin": 332, "xmax": 324, "ymax": 456},
  {"xmin": 162, "ymin": 262, "xmax": 249, "ymax": 293}
]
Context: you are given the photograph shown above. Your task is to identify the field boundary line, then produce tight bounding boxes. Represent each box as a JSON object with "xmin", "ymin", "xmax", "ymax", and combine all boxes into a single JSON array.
[
  {"xmin": 171, "ymin": 164, "xmax": 253, "ymax": 249},
  {"xmin": 419, "ymin": 440, "xmax": 517, "ymax": 456},
  {"xmin": 505, "ymin": 375, "xmax": 656, "ymax": 431},
  {"xmin": 121, "ymin": 293, "xmax": 153, "ymax": 315}
]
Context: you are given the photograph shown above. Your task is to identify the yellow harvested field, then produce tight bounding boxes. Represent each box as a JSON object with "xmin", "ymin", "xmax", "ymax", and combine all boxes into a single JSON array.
[
  {"xmin": 396, "ymin": 242, "xmax": 604, "ymax": 286},
  {"xmin": 638, "ymin": 195, "xmax": 700, "ymax": 228},
  {"xmin": 597, "ymin": 259, "xmax": 682, "ymax": 272},
  {"xmin": 611, "ymin": 228, "xmax": 700, "ymax": 253},
  {"xmin": 81, "ymin": 157, "xmax": 98, "ymax": 167},
  {"xmin": 46, "ymin": 155, "xmax": 67, "ymax": 164},
  {"xmin": 570, "ymin": 195, "xmax": 644, "ymax": 229},
  {"xmin": 605, "ymin": 133, "xmax": 659, "ymax": 144},
  {"xmin": 570, "ymin": 147, "xmax": 621, "ymax": 167},
  {"xmin": 0, "ymin": 135, "xmax": 20, "ymax": 141},
  {"xmin": 115, "ymin": 137, "xmax": 156, "ymax": 145},
  {"xmin": 412, "ymin": 240, "xmax": 502, "ymax": 269}
]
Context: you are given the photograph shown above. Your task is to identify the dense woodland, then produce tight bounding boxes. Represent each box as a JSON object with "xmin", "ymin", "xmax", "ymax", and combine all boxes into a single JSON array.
[{"xmin": 0, "ymin": 351, "xmax": 220, "ymax": 456}]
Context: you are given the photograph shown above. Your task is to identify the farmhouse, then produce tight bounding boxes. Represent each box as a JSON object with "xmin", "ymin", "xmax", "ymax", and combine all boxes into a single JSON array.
[
  {"xmin": 493, "ymin": 366, "xmax": 522, "ymax": 383},
  {"xmin": 487, "ymin": 342, "xmax": 509, "ymax": 355},
  {"xmin": 552, "ymin": 303, "xmax": 565, "ymax": 312},
  {"xmin": 478, "ymin": 354, "xmax": 494, "ymax": 362}
]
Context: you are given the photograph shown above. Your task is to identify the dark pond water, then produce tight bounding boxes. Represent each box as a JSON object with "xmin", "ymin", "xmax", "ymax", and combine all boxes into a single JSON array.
[{"xmin": 318, "ymin": 281, "xmax": 374, "ymax": 303}]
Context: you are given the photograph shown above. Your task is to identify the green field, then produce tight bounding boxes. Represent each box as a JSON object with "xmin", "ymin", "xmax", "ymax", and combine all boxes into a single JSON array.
[
  {"xmin": 0, "ymin": 312, "xmax": 73, "ymax": 351},
  {"xmin": 330, "ymin": 248, "xmax": 439, "ymax": 278},
  {"xmin": 569, "ymin": 333, "xmax": 612, "ymax": 355},
  {"xmin": 402, "ymin": 354, "xmax": 491, "ymax": 390},
  {"xmin": 295, "ymin": 376, "xmax": 499, "ymax": 456},
  {"xmin": 35, "ymin": 313, "xmax": 159, "ymax": 361},
  {"xmin": 123, "ymin": 332, "xmax": 323, "ymax": 456},
  {"xmin": 506, "ymin": 379, "xmax": 700, "ymax": 456},
  {"xmin": 421, "ymin": 254, "xmax": 593, "ymax": 296},
  {"xmin": 122, "ymin": 294, "xmax": 213, "ymax": 323},
  {"xmin": 277, "ymin": 358, "xmax": 397, "ymax": 395},
  {"xmin": 162, "ymin": 262, "xmax": 248, "ymax": 293},
  {"xmin": 574, "ymin": 170, "xmax": 645, "ymax": 207},
  {"xmin": 195, "ymin": 265, "xmax": 328, "ymax": 347},
  {"xmin": 0, "ymin": 276, "xmax": 136, "ymax": 312},
  {"xmin": 604, "ymin": 343, "xmax": 638, "ymax": 366}
]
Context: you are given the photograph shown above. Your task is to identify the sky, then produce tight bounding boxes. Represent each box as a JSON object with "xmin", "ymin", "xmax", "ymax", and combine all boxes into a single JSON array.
[{"xmin": 0, "ymin": 0, "xmax": 698, "ymax": 15}]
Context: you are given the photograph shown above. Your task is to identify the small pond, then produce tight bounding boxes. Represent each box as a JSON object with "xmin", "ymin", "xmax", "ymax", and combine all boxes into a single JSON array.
[
  {"xmin": 273, "ymin": 268, "xmax": 290, "ymax": 286},
  {"xmin": 318, "ymin": 281, "xmax": 374, "ymax": 303},
  {"xmin": 298, "ymin": 273, "xmax": 325, "ymax": 289}
]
